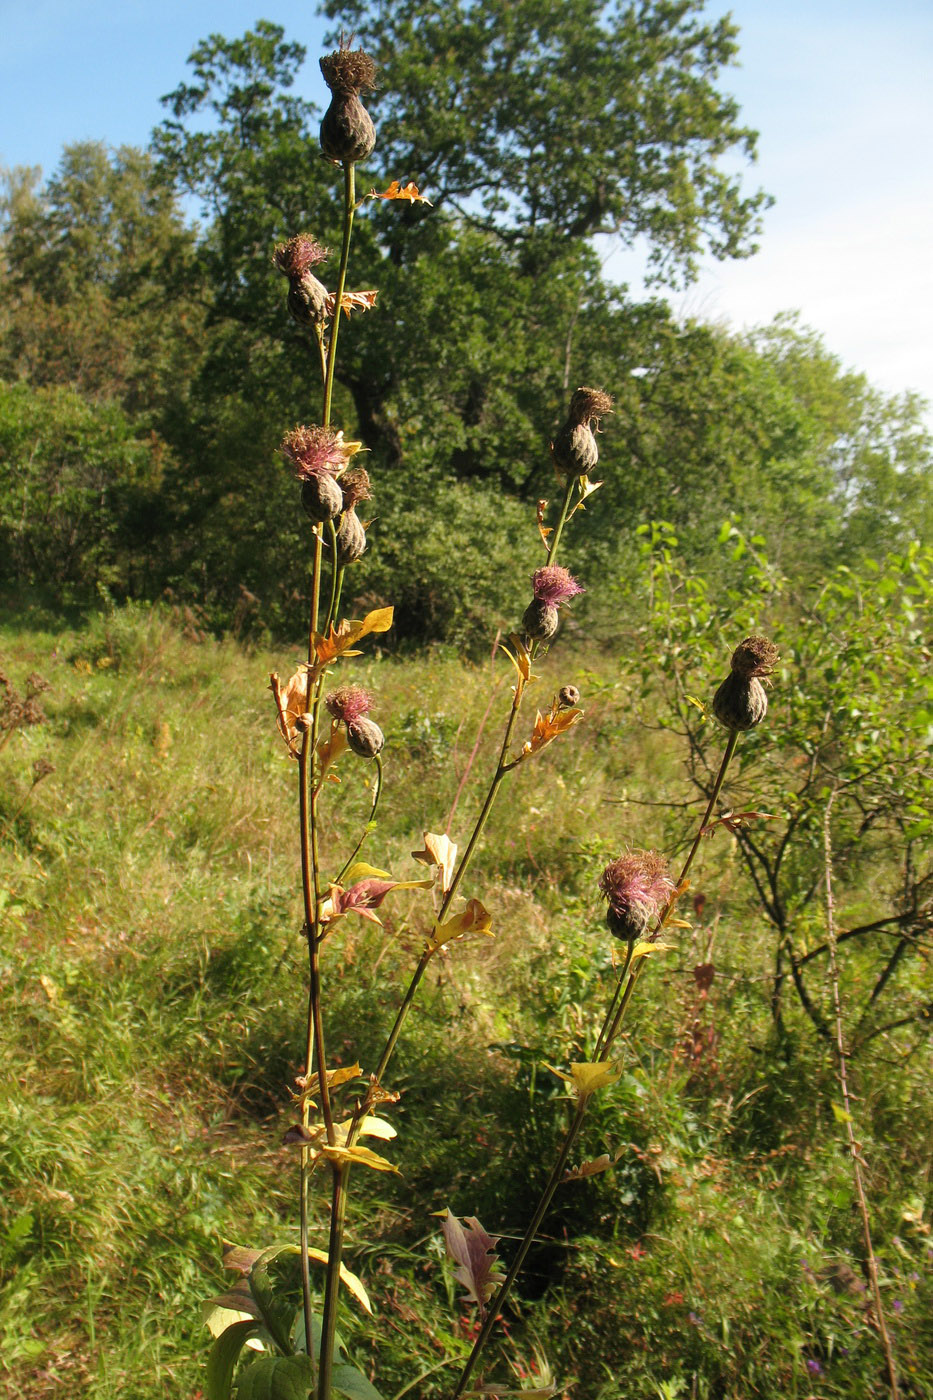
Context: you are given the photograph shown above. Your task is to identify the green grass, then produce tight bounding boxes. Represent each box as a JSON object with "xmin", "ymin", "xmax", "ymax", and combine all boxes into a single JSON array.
[{"xmin": 1, "ymin": 603, "xmax": 930, "ymax": 1399}]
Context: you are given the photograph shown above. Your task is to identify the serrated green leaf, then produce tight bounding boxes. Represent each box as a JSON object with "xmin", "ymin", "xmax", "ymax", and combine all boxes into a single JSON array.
[
  {"xmin": 332, "ymin": 1362, "xmax": 386, "ymax": 1400},
  {"xmin": 206, "ymin": 1320, "xmax": 258, "ymax": 1400}
]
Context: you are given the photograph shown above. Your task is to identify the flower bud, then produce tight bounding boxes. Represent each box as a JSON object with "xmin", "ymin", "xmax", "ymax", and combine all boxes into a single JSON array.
[
  {"xmin": 301, "ymin": 472, "xmax": 344, "ymax": 523},
  {"xmin": 712, "ymin": 635, "xmax": 779, "ymax": 732},
  {"xmin": 521, "ymin": 599, "xmax": 559, "ymax": 642},
  {"xmin": 557, "ymin": 685, "xmax": 580, "ymax": 709},
  {"xmin": 287, "ymin": 272, "xmax": 328, "ymax": 326},
  {"xmin": 347, "ymin": 716, "xmax": 384, "ymax": 758},
  {"xmin": 334, "ymin": 507, "xmax": 367, "ymax": 564}
]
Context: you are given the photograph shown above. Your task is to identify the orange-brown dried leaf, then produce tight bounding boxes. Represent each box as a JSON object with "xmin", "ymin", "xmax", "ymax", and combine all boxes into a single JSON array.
[
  {"xmin": 270, "ymin": 668, "xmax": 312, "ymax": 755},
  {"xmin": 521, "ymin": 705, "xmax": 583, "ymax": 759},
  {"xmin": 369, "ymin": 180, "xmax": 433, "ymax": 205},
  {"xmin": 326, "ymin": 289, "xmax": 379, "ymax": 319}
]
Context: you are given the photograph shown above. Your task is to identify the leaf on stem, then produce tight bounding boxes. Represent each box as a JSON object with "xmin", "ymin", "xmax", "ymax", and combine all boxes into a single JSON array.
[
  {"xmin": 441, "ymin": 1210, "xmax": 504, "ymax": 1306},
  {"xmin": 427, "ymin": 898, "xmax": 493, "ymax": 953},
  {"xmin": 320, "ymin": 1143, "xmax": 399, "ymax": 1173},
  {"xmin": 699, "ymin": 809, "xmax": 777, "ymax": 837},
  {"xmin": 325, "ymin": 289, "xmax": 379, "ymax": 318},
  {"xmin": 411, "ymin": 831, "xmax": 458, "ymax": 894},
  {"xmin": 270, "ymin": 669, "xmax": 311, "ymax": 756},
  {"xmin": 547, "ymin": 1060, "xmax": 621, "ymax": 1098},
  {"xmin": 296, "ymin": 1063, "xmax": 363, "ymax": 1098},
  {"xmin": 517, "ymin": 705, "xmax": 583, "ymax": 762},
  {"xmin": 311, "ymin": 607, "xmax": 395, "ymax": 668},
  {"xmin": 536, "ymin": 498, "xmax": 552, "ymax": 549},
  {"xmin": 369, "ymin": 179, "xmax": 433, "ymax": 205},
  {"xmin": 320, "ymin": 875, "xmax": 434, "ymax": 927},
  {"xmin": 564, "ymin": 1154, "xmax": 612, "ymax": 1182},
  {"xmin": 568, "ymin": 475, "xmax": 603, "ymax": 516},
  {"xmin": 315, "ymin": 721, "xmax": 348, "ymax": 783},
  {"xmin": 499, "ymin": 634, "xmax": 534, "ymax": 688}
]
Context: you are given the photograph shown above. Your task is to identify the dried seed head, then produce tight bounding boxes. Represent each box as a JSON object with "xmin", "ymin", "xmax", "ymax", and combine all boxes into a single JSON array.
[
  {"xmin": 340, "ymin": 467, "xmax": 372, "ymax": 508},
  {"xmin": 550, "ymin": 421, "xmax": 598, "ymax": 480},
  {"xmin": 301, "ymin": 473, "xmax": 344, "ymax": 523},
  {"xmin": 347, "ymin": 716, "xmax": 385, "ymax": 758},
  {"xmin": 568, "ymin": 386, "xmax": 613, "ymax": 428},
  {"xmin": 334, "ymin": 507, "xmax": 367, "ymax": 564},
  {"xmin": 532, "ymin": 565, "xmax": 584, "ymax": 607},
  {"xmin": 557, "ymin": 685, "xmax": 581, "ymax": 709},
  {"xmin": 521, "ymin": 598, "xmax": 560, "ymax": 642},
  {"xmin": 729, "ymin": 635, "xmax": 779, "ymax": 679},
  {"xmin": 326, "ymin": 686, "xmax": 373, "ymax": 723},
  {"xmin": 287, "ymin": 272, "xmax": 329, "ymax": 327},
  {"xmin": 320, "ymin": 91, "xmax": 377, "ymax": 162},
  {"xmin": 599, "ymin": 851, "xmax": 674, "ymax": 943},
  {"xmin": 712, "ymin": 635, "xmax": 779, "ymax": 732},
  {"xmin": 273, "ymin": 235, "xmax": 329, "ymax": 277},
  {"xmin": 320, "ymin": 46, "xmax": 377, "ymax": 95}
]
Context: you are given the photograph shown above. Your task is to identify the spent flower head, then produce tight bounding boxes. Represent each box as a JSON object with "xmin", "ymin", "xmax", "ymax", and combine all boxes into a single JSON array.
[
  {"xmin": 320, "ymin": 44, "xmax": 377, "ymax": 94},
  {"xmin": 340, "ymin": 467, "xmax": 372, "ymax": 508},
  {"xmin": 532, "ymin": 566, "xmax": 584, "ymax": 607},
  {"xmin": 273, "ymin": 235, "xmax": 329, "ymax": 278},
  {"xmin": 568, "ymin": 386, "xmax": 613, "ymax": 428},
  {"xmin": 729, "ymin": 635, "xmax": 780, "ymax": 680},
  {"xmin": 326, "ymin": 686, "xmax": 373, "ymax": 724},
  {"xmin": 280, "ymin": 425, "xmax": 358, "ymax": 480},
  {"xmin": 599, "ymin": 851, "xmax": 675, "ymax": 942}
]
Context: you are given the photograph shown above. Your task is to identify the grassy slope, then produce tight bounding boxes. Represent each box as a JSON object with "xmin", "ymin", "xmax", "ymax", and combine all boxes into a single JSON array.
[{"xmin": 1, "ymin": 604, "xmax": 930, "ymax": 1399}]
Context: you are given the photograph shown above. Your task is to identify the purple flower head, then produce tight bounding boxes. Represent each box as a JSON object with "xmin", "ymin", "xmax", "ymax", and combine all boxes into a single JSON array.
[
  {"xmin": 893, "ymin": 1299, "xmax": 903, "ymax": 1313},
  {"xmin": 280, "ymin": 425, "xmax": 350, "ymax": 481},
  {"xmin": 806, "ymin": 1359, "xmax": 823, "ymax": 1375},
  {"xmin": 273, "ymin": 234, "xmax": 329, "ymax": 277},
  {"xmin": 326, "ymin": 686, "xmax": 373, "ymax": 724},
  {"xmin": 531, "ymin": 566, "xmax": 584, "ymax": 608},
  {"xmin": 598, "ymin": 851, "xmax": 675, "ymax": 942}
]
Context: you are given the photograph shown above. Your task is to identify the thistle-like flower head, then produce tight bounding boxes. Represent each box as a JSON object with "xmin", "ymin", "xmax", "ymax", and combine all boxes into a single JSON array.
[
  {"xmin": 340, "ymin": 466, "xmax": 372, "ymax": 508},
  {"xmin": 280, "ymin": 425, "xmax": 359, "ymax": 480},
  {"xmin": 531, "ymin": 565, "xmax": 584, "ymax": 607},
  {"xmin": 273, "ymin": 235, "xmax": 329, "ymax": 278},
  {"xmin": 567, "ymin": 386, "xmax": 613, "ymax": 429},
  {"xmin": 729, "ymin": 635, "xmax": 780, "ymax": 680},
  {"xmin": 320, "ymin": 44, "xmax": 377, "ymax": 95},
  {"xmin": 326, "ymin": 685, "xmax": 373, "ymax": 724},
  {"xmin": 599, "ymin": 851, "xmax": 674, "ymax": 941}
]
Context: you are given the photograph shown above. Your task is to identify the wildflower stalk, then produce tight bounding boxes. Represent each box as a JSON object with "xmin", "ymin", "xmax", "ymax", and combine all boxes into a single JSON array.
[
  {"xmin": 315, "ymin": 475, "xmax": 580, "ymax": 1392},
  {"xmin": 822, "ymin": 792, "xmax": 900, "ymax": 1400},
  {"xmin": 298, "ymin": 156, "xmax": 360, "ymax": 1374},
  {"xmin": 453, "ymin": 726, "xmax": 741, "ymax": 1397}
]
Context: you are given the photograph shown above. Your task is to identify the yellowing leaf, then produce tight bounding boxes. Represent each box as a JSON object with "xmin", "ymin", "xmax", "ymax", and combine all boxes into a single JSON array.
[
  {"xmin": 270, "ymin": 668, "xmax": 312, "ymax": 755},
  {"xmin": 315, "ymin": 722, "xmax": 348, "ymax": 782},
  {"xmin": 831, "ymin": 1103, "xmax": 854, "ymax": 1124},
  {"xmin": 499, "ymin": 634, "xmax": 533, "ymax": 686},
  {"xmin": 629, "ymin": 940, "xmax": 674, "ymax": 962},
  {"xmin": 536, "ymin": 498, "xmax": 552, "ymax": 548},
  {"xmin": 518, "ymin": 705, "xmax": 583, "ymax": 761},
  {"xmin": 321, "ymin": 1143, "xmax": 399, "ymax": 1173},
  {"xmin": 411, "ymin": 831, "xmax": 458, "ymax": 894},
  {"xmin": 297, "ymin": 1063, "xmax": 363, "ymax": 1096},
  {"xmin": 564, "ymin": 1153, "xmax": 612, "ymax": 1182},
  {"xmin": 311, "ymin": 607, "xmax": 395, "ymax": 668},
  {"xmin": 428, "ymin": 898, "xmax": 493, "ymax": 953},
  {"xmin": 304, "ymin": 1248, "xmax": 373, "ymax": 1314},
  {"xmin": 546, "ymin": 1060, "xmax": 621, "ymax": 1098},
  {"xmin": 326, "ymin": 289, "xmax": 379, "ymax": 318},
  {"xmin": 343, "ymin": 861, "xmax": 393, "ymax": 884},
  {"xmin": 369, "ymin": 179, "xmax": 433, "ymax": 205}
]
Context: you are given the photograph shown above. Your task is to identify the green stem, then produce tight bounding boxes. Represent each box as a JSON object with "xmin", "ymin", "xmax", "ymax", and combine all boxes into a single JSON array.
[
  {"xmin": 454, "ymin": 727, "xmax": 741, "ymax": 1394},
  {"xmin": 333, "ymin": 755, "xmax": 383, "ymax": 888},
  {"xmin": 322, "ymin": 163, "xmax": 356, "ymax": 429},
  {"xmin": 545, "ymin": 474, "xmax": 578, "ymax": 564}
]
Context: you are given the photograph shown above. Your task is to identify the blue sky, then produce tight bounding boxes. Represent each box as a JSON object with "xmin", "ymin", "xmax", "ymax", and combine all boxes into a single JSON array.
[{"xmin": 1, "ymin": 0, "xmax": 932, "ymax": 416}]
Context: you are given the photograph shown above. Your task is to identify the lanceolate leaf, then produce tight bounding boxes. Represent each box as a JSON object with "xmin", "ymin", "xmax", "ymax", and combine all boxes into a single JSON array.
[{"xmin": 428, "ymin": 898, "xmax": 493, "ymax": 953}]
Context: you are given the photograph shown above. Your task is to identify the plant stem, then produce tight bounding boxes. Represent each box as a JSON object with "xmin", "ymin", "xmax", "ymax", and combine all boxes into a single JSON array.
[
  {"xmin": 822, "ymin": 793, "xmax": 899, "ymax": 1400},
  {"xmin": 453, "ymin": 726, "xmax": 741, "ymax": 1394},
  {"xmin": 333, "ymin": 755, "xmax": 384, "ymax": 887},
  {"xmin": 323, "ymin": 163, "xmax": 356, "ymax": 429}
]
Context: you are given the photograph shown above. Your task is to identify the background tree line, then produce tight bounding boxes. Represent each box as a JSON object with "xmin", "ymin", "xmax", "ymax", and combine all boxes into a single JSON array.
[{"xmin": 1, "ymin": 1, "xmax": 930, "ymax": 644}]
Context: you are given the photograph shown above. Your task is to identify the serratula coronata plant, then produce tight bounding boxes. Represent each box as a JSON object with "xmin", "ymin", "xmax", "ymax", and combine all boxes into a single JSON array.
[{"xmin": 198, "ymin": 34, "xmax": 782, "ymax": 1400}]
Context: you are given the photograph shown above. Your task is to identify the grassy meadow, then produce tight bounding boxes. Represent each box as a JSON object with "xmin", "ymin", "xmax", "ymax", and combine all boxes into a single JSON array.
[{"xmin": 1, "ymin": 599, "xmax": 931, "ymax": 1400}]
